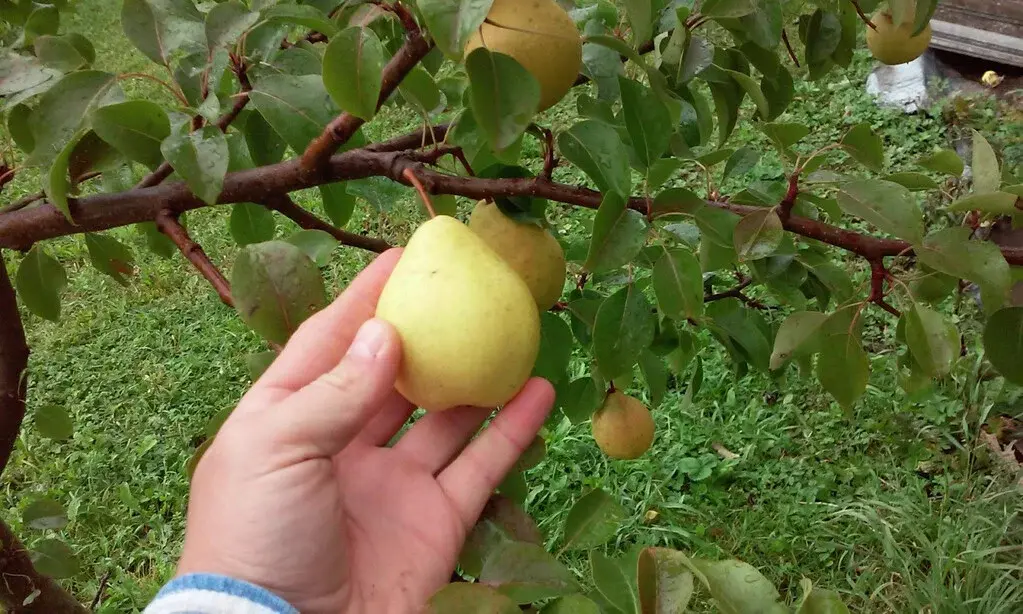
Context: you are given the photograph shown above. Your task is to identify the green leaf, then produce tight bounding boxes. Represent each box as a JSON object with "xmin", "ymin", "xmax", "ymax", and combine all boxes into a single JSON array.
[
  {"xmin": 85, "ymin": 233, "xmax": 135, "ymax": 286},
  {"xmin": 229, "ymin": 203, "xmax": 276, "ymax": 246},
  {"xmin": 91, "ymin": 100, "xmax": 171, "ymax": 170},
  {"xmin": 558, "ymin": 120, "xmax": 632, "ymax": 197},
  {"xmin": 245, "ymin": 351, "xmax": 276, "ymax": 381},
  {"xmin": 796, "ymin": 584, "xmax": 850, "ymax": 614},
  {"xmin": 586, "ymin": 193, "xmax": 648, "ymax": 273},
  {"xmin": 398, "ymin": 66, "xmax": 443, "ymax": 115},
  {"xmin": 884, "ymin": 172, "xmax": 939, "ymax": 192},
  {"xmin": 121, "ymin": 0, "xmax": 205, "ymax": 66},
  {"xmin": 15, "ymin": 246, "xmax": 66, "ymax": 322},
  {"xmin": 138, "ymin": 222, "xmax": 176, "ymax": 259},
  {"xmin": 322, "ymin": 27, "xmax": 386, "ymax": 121},
  {"xmin": 904, "ymin": 304, "xmax": 958, "ymax": 377},
  {"xmin": 639, "ymin": 350, "xmax": 668, "ymax": 407},
  {"xmin": 23, "ymin": 4, "xmax": 60, "ymax": 46},
  {"xmin": 27, "ymin": 71, "xmax": 121, "ymax": 168},
  {"xmin": 533, "ymin": 313, "xmax": 573, "ymax": 384},
  {"xmin": 541, "ymin": 595, "xmax": 602, "ymax": 614},
  {"xmin": 733, "ymin": 209, "xmax": 783, "ymax": 261},
  {"xmin": 427, "ymin": 583, "xmax": 520, "ymax": 614},
  {"xmin": 817, "ymin": 334, "xmax": 869, "ymax": 409},
  {"xmin": 770, "ymin": 311, "xmax": 826, "ymax": 369},
  {"xmin": 971, "ymin": 129, "xmax": 1000, "ymax": 194},
  {"xmin": 8, "ymin": 104, "xmax": 35, "ymax": 154},
  {"xmin": 638, "ymin": 548, "xmax": 696, "ymax": 614},
  {"xmin": 708, "ymin": 80, "xmax": 741, "ymax": 147},
  {"xmin": 466, "ymin": 48, "xmax": 540, "ymax": 152},
  {"xmin": 231, "ymin": 241, "xmax": 327, "ymax": 345},
  {"xmin": 249, "ymin": 74, "xmax": 339, "ymax": 152},
  {"xmin": 946, "ymin": 191, "xmax": 1018, "ymax": 215},
  {"xmin": 722, "ymin": 147, "xmax": 760, "ymax": 182},
  {"xmin": 23, "ymin": 498, "xmax": 67, "ymax": 530},
  {"xmin": 31, "ymin": 539, "xmax": 79, "ymax": 579},
  {"xmin": 34, "ymin": 404, "xmax": 73, "ymax": 441},
  {"xmin": 243, "ymin": 111, "xmax": 287, "ymax": 167},
  {"xmin": 205, "ymin": 1, "xmax": 259, "ymax": 52},
  {"xmin": 623, "ymin": 0, "xmax": 653, "ymax": 44},
  {"xmin": 34, "ymin": 35, "xmax": 89, "ymax": 72},
  {"xmin": 836, "ymin": 180, "xmax": 923, "ymax": 243},
  {"xmin": 916, "ymin": 227, "xmax": 1011, "ymax": 308},
  {"xmin": 723, "ymin": 69, "xmax": 770, "ymax": 120},
  {"xmin": 918, "ymin": 149, "xmax": 963, "ymax": 176},
  {"xmin": 701, "ymin": 0, "xmax": 756, "ymax": 19},
  {"xmin": 984, "ymin": 307, "xmax": 1023, "ymax": 386},
  {"xmin": 694, "ymin": 205, "xmax": 738, "ymax": 248},
  {"xmin": 651, "ymin": 187, "xmax": 704, "ymax": 218},
  {"xmin": 652, "ymin": 248, "xmax": 703, "ymax": 320},
  {"xmin": 805, "ymin": 10, "xmax": 842, "ymax": 64},
  {"xmin": 161, "ymin": 126, "xmax": 228, "ymax": 205},
  {"xmin": 460, "ymin": 494, "xmax": 543, "ymax": 578},
  {"xmin": 590, "ymin": 551, "xmax": 637, "ymax": 614},
  {"xmin": 286, "ymin": 230, "xmax": 339, "ymax": 267},
  {"xmin": 706, "ymin": 298, "xmax": 771, "ymax": 371},
  {"xmin": 761, "ymin": 122, "xmax": 809, "ymax": 152},
  {"xmin": 418, "ymin": 0, "xmax": 494, "ymax": 58},
  {"xmin": 840, "ymin": 123, "xmax": 884, "ymax": 172},
  {"xmin": 760, "ymin": 65, "xmax": 794, "ymax": 120},
  {"xmin": 667, "ymin": 33, "xmax": 713, "ymax": 85},
  {"xmin": 593, "ymin": 284, "xmax": 656, "ymax": 381},
  {"xmin": 262, "ymin": 5, "xmax": 338, "ymax": 37},
  {"xmin": 563, "ymin": 488, "xmax": 625, "ymax": 551},
  {"xmin": 619, "ymin": 78, "xmax": 671, "ymax": 170},
  {"xmin": 319, "ymin": 183, "xmax": 356, "ymax": 227},
  {"xmin": 481, "ymin": 541, "xmax": 579, "ymax": 604},
  {"xmin": 558, "ymin": 377, "xmax": 602, "ymax": 424},
  {"xmin": 687, "ymin": 558, "xmax": 788, "ymax": 614}
]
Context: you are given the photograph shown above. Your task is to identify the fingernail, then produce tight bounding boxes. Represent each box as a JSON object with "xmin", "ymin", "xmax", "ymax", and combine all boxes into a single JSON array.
[{"xmin": 348, "ymin": 318, "xmax": 389, "ymax": 359}]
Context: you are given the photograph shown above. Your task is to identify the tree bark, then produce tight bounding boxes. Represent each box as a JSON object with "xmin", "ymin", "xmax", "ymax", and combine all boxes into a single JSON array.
[
  {"xmin": 0, "ymin": 518, "xmax": 87, "ymax": 613},
  {"xmin": 0, "ymin": 257, "xmax": 86, "ymax": 613}
]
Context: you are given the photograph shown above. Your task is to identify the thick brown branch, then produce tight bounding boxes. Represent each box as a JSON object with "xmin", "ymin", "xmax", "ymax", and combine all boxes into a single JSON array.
[
  {"xmin": 155, "ymin": 211, "xmax": 233, "ymax": 307},
  {"xmin": 300, "ymin": 16, "xmax": 432, "ymax": 169},
  {"xmin": 0, "ymin": 519, "xmax": 86, "ymax": 613},
  {"xmin": 263, "ymin": 194, "xmax": 390, "ymax": 254},
  {"xmin": 0, "ymin": 254, "xmax": 27, "ymax": 477}
]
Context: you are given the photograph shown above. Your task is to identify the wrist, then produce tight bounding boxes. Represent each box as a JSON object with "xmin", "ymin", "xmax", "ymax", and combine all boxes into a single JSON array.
[{"xmin": 145, "ymin": 573, "xmax": 298, "ymax": 614}]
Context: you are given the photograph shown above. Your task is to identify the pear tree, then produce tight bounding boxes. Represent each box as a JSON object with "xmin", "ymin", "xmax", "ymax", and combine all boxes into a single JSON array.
[{"xmin": 1, "ymin": 0, "xmax": 1020, "ymax": 611}]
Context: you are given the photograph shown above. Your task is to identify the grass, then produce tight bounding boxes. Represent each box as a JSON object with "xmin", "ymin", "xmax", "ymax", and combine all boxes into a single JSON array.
[{"xmin": 2, "ymin": 1, "xmax": 1022, "ymax": 612}]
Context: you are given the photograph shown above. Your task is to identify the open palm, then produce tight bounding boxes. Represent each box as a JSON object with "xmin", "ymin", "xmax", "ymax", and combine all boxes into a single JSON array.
[{"xmin": 177, "ymin": 249, "xmax": 554, "ymax": 613}]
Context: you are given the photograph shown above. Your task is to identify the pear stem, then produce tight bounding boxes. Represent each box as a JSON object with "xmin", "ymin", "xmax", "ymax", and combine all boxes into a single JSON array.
[{"xmin": 403, "ymin": 168, "xmax": 437, "ymax": 218}]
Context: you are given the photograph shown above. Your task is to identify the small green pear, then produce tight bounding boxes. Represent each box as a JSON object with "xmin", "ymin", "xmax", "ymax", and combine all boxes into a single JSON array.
[
  {"xmin": 468, "ymin": 200, "xmax": 566, "ymax": 311},
  {"xmin": 591, "ymin": 392, "xmax": 655, "ymax": 460},
  {"xmin": 376, "ymin": 216, "xmax": 540, "ymax": 412}
]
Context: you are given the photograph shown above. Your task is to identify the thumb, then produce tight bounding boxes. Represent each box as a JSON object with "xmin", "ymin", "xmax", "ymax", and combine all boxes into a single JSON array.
[{"xmin": 265, "ymin": 318, "xmax": 402, "ymax": 459}]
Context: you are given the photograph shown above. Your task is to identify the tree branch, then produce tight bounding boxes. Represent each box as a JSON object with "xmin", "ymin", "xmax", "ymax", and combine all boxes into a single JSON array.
[
  {"xmin": 263, "ymin": 194, "xmax": 391, "ymax": 254},
  {"xmin": 300, "ymin": 8, "xmax": 432, "ymax": 169},
  {"xmin": 0, "ymin": 253, "xmax": 28, "ymax": 477},
  {"xmin": 781, "ymin": 29, "xmax": 800, "ymax": 67},
  {"xmin": 155, "ymin": 211, "xmax": 233, "ymax": 307},
  {"xmin": 851, "ymin": 0, "xmax": 878, "ymax": 30},
  {"xmin": 0, "ymin": 519, "xmax": 87, "ymax": 613},
  {"xmin": 704, "ymin": 279, "xmax": 769, "ymax": 309},
  {"xmin": 868, "ymin": 258, "xmax": 901, "ymax": 317}
]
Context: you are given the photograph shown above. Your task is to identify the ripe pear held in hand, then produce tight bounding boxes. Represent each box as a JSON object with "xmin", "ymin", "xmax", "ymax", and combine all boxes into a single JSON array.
[
  {"xmin": 591, "ymin": 392, "xmax": 655, "ymax": 460},
  {"xmin": 465, "ymin": 0, "xmax": 582, "ymax": 111},
  {"xmin": 375, "ymin": 216, "xmax": 540, "ymax": 412},
  {"xmin": 468, "ymin": 200, "xmax": 566, "ymax": 311},
  {"xmin": 866, "ymin": 10, "xmax": 932, "ymax": 65}
]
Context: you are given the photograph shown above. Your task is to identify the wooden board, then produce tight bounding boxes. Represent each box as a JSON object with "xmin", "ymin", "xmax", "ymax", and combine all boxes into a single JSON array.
[{"xmin": 931, "ymin": 0, "xmax": 1023, "ymax": 66}]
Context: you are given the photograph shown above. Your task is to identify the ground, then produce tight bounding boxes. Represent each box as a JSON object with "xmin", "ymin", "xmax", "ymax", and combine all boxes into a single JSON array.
[{"xmin": 1, "ymin": 1, "xmax": 1021, "ymax": 612}]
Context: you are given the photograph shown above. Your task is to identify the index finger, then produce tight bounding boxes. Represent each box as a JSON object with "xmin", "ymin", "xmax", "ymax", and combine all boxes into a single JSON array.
[{"xmin": 252, "ymin": 248, "xmax": 403, "ymax": 397}]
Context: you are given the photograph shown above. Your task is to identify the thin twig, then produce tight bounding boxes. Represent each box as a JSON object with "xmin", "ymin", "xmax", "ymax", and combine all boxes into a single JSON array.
[
  {"xmin": 778, "ymin": 172, "xmax": 800, "ymax": 223},
  {"xmin": 402, "ymin": 168, "xmax": 437, "ymax": 218},
  {"xmin": 867, "ymin": 258, "xmax": 901, "ymax": 317},
  {"xmin": 155, "ymin": 210, "xmax": 233, "ymax": 307},
  {"xmin": 782, "ymin": 29, "xmax": 800, "ymax": 67},
  {"xmin": 263, "ymin": 194, "xmax": 391, "ymax": 254},
  {"xmin": 851, "ymin": 0, "xmax": 878, "ymax": 30},
  {"xmin": 90, "ymin": 570, "xmax": 111, "ymax": 611},
  {"xmin": 119, "ymin": 72, "xmax": 190, "ymax": 107}
]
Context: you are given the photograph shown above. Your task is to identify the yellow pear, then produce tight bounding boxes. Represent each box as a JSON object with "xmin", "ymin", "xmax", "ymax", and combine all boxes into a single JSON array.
[
  {"xmin": 465, "ymin": 0, "xmax": 582, "ymax": 111},
  {"xmin": 468, "ymin": 200, "xmax": 566, "ymax": 311},
  {"xmin": 866, "ymin": 11, "xmax": 932, "ymax": 65},
  {"xmin": 591, "ymin": 392, "xmax": 655, "ymax": 460},
  {"xmin": 376, "ymin": 216, "xmax": 540, "ymax": 412}
]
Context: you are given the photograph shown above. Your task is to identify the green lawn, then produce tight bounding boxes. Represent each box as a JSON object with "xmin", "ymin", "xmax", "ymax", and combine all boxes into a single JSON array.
[{"xmin": 2, "ymin": 1, "xmax": 1021, "ymax": 612}]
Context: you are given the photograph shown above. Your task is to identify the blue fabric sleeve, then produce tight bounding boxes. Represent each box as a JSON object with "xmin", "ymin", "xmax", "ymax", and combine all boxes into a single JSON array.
[{"xmin": 143, "ymin": 573, "xmax": 299, "ymax": 614}]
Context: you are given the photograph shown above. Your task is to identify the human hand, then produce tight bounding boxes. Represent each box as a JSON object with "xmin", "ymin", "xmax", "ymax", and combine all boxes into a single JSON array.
[{"xmin": 177, "ymin": 248, "xmax": 555, "ymax": 613}]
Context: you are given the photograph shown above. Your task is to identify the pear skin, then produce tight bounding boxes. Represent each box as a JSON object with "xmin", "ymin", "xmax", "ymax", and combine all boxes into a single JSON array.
[
  {"xmin": 465, "ymin": 0, "xmax": 582, "ymax": 111},
  {"xmin": 591, "ymin": 392, "xmax": 655, "ymax": 460},
  {"xmin": 376, "ymin": 216, "xmax": 540, "ymax": 412},
  {"xmin": 468, "ymin": 200, "xmax": 566, "ymax": 311},
  {"xmin": 866, "ymin": 11, "xmax": 932, "ymax": 65}
]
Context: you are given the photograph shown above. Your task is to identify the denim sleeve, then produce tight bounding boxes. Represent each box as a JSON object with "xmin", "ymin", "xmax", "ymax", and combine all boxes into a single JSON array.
[{"xmin": 143, "ymin": 573, "xmax": 299, "ymax": 614}]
